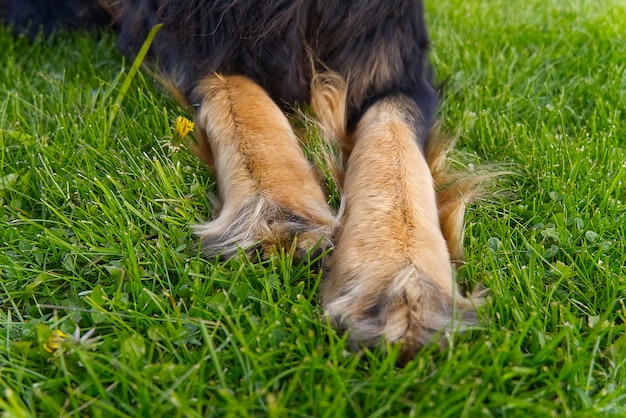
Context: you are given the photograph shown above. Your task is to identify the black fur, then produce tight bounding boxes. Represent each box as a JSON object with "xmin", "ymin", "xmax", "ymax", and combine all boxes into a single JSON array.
[
  {"xmin": 1, "ymin": 0, "xmax": 110, "ymax": 36},
  {"xmin": 2, "ymin": 0, "xmax": 436, "ymax": 142}
]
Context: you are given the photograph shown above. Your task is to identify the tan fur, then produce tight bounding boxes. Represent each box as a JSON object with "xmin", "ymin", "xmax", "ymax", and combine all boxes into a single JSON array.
[
  {"xmin": 425, "ymin": 129, "xmax": 488, "ymax": 265},
  {"xmin": 314, "ymin": 83, "xmax": 479, "ymax": 363},
  {"xmin": 192, "ymin": 74, "xmax": 337, "ymax": 259},
  {"xmin": 309, "ymin": 72, "xmax": 349, "ymax": 186},
  {"xmin": 311, "ymin": 72, "xmax": 490, "ymax": 266}
]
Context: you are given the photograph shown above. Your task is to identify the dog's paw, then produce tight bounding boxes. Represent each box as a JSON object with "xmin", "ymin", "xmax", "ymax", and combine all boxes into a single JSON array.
[
  {"xmin": 194, "ymin": 194, "xmax": 335, "ymax": 263},
  {"xmin": 322, "ymin": 261, "xmax": 477, "ymax": 365}
]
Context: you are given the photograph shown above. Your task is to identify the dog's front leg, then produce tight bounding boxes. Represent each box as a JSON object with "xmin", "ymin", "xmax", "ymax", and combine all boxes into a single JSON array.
[
  {"xmin": 192, "ymin": 74, "xmax": 336, "ymax": 261},
  {"xmin": 321, "ymin": 95, "xmax": 476, "ymax": 364}
]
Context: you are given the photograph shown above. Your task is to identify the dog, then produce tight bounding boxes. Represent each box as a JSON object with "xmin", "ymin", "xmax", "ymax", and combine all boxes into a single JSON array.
[{"xmin": 2, "ymin": 0, "xmax": 483, "ymax": 364}]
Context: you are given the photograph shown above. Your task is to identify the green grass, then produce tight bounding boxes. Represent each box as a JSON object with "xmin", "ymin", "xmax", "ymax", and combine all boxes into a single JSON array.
[{"xmin": 1, "ymin": 0, "xmax": 625, "ymax": 416}]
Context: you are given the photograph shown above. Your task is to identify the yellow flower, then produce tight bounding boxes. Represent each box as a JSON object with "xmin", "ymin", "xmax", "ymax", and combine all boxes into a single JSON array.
[
  {"xmin": 174, "ymin": 116, "xmax": 194, "ymax": 142},
  {"xmin": 43, "ymin": 330, "xmax": 69, "ymax": 354},
  {"xmin": 42, "ymin": 327, "xmax": 101, "ymax": 356}
]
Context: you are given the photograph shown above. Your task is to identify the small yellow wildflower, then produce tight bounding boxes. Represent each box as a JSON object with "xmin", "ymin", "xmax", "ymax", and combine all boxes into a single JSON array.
[
  {"xmin": 43, "ymin": 330, "xmax": 69, "ymax": 354},
  {"xmin": 174, "ymin": 116, "xmax": 194, "ymax": 142}
]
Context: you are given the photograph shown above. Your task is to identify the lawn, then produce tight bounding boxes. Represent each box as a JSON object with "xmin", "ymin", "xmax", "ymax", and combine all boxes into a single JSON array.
[{"xmin": 1, "ymin": 0, "xmax": 625, "ymax": 416}]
